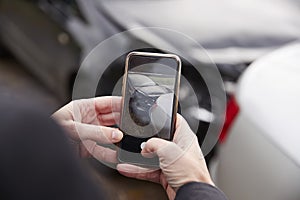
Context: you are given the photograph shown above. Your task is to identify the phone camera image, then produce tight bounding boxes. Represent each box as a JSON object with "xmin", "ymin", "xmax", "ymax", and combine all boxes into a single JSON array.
[
  {"xmin": 119, "ymin": 52, "xmax": 181, "ymax": 166},
  {"xmin": 123, "ymin": 60, "xmax": 177, "ymax": 139},
  {"xmin": 128, "ymin": 73, "xmax": 174, "ymax": 133}
]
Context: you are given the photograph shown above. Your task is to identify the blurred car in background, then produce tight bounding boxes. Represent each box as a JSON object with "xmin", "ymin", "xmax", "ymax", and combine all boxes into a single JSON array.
[
  {"xmin": 1, "ymin": 0, "xmax": 300, "ymax": 162},
  {"xmin": 211, "ymin": 43, "xmax": 300, "ymax": 199},
  {"xmin": 0, "ymin": 0, "xmax": 81, "ymax": 100}
]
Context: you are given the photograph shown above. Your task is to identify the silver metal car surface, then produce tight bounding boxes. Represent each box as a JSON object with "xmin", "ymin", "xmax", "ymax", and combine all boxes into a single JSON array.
[{"xmin": 211, "ymin": 43, "xmax": 300, "ymax": 200}]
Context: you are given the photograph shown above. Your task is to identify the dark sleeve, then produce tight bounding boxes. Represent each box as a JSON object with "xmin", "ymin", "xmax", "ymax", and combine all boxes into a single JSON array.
[
  {"xmin": 175, "ymin": 182, "xmax": 228, "ymax": 200},
  {"xmin": 0, "ymin": 97, "xmax": 106, "ymax": 200}
]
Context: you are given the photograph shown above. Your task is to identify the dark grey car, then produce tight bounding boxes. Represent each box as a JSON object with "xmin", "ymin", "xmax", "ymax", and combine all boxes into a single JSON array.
[{"xmin": 127, "ymin": 73, "xmax": 172, "ymax": 127}]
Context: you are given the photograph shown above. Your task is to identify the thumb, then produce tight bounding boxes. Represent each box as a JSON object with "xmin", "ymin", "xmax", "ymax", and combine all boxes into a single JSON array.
[
  {"xmin": 141, "ymin": 137, "xmax": 171, "ymax": 155},
  {"xmin": 142, "ymin": 138, "xmax": 184, "ymax": 168}
]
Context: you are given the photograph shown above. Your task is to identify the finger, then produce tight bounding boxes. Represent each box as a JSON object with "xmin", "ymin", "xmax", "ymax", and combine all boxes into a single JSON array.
[
  {"xmin": 74, "ymin": 122, "xmax": 123, "ymax": 143},
  {"xmin": 142, "ymin": 138, "xmax": 184, "ymax": 168},
  {"xmin": 92, "ymin": 144, "xmax": 118, "ymax": 163},
  {"xmin": 97, "ymin": 112, "xmax": 120, "ymax": 126},
  {"xmin": 52, "ymin": 101, "xmax": 73, "ymax": 121},
  {"xmin": 175, "ymin": 113, "xmax": 183, "ymax": 129},
  {"xmin": 82, "ymin": 140, "xmax": 118, "ymax": 163},
  {"xmin": 117, "ymin": 164, "xmax": 160, "ymax": 183},
  {"xmin": 141, "ymin": 138, "xmax": 172, "ymax": 156},
  {"xmin": 140, "ymin": 150, "xmax": 156, "ymax": 159},
  {"xmin": 94, "ymin": 96, "xmax": 122, "ymax": 114},
  {"xmin": 173, "ymin": 114, "xmax": 198, "ymax": 150}
]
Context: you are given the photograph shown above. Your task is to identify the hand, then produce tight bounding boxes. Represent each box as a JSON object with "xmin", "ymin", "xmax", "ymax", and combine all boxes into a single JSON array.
[
  {"xmin": 52, "ymin": 96, "xmax": 123, "ymax": 163},
  {"xmin": 117, "ymin": 114, "xmax": 214, "ymax": 200}
]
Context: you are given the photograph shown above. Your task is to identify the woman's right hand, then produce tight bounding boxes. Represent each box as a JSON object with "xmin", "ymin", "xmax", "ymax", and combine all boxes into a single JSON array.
[{"xmin": 117, "ymin": 114, "xmax": 214, "ymax": 199}]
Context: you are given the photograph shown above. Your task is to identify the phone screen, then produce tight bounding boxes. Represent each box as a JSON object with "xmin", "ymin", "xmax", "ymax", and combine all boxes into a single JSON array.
[{"xmin": 118, "ymin": 52, "xmax": 181, "ymax": 166}]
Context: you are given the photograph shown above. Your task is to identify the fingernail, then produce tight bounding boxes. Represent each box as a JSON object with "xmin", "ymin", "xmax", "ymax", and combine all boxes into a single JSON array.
[
  {"xmin": 140, "ymin": 142, "xmax": 146, "ymax": 150},
  {"xmin": 112, "ymin": 130, "xmax": 122, "ymax": 140}
]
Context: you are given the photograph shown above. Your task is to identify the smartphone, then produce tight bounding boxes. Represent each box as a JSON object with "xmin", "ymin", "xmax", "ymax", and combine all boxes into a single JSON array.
[{"xmin": 118, "ymin": 52, "xmax": 181, "ymax": 166}]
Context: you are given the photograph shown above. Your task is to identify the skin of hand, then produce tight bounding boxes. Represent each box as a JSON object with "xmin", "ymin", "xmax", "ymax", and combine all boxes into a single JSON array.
[
  {"xmin": 52, "ymin": 96, "xmax": 123, "ymax": 163},
  {"xmin": 117, "ymin": 114, "xmax": 214, "ymax": 200}
]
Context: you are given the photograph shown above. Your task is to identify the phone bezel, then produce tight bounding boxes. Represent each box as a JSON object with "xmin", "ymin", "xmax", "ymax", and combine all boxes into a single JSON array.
[{"xmin": 118, "ymin": 51, "xmax": 182, "ymax": 166}]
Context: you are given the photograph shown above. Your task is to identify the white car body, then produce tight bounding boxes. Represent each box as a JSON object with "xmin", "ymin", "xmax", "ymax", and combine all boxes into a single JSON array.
[{"xmin": 212, "ymin": 43, "xmax": 300, "ymax": 200}]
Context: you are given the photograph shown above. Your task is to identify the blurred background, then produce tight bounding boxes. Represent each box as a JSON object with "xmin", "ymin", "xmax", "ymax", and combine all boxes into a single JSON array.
[{"xmin": 1, "ymin": 0, "xmax": 300, "ymax": 199}]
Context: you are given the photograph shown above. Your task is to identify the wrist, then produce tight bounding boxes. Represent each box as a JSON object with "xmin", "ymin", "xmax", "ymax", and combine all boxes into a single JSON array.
[{"xmin": 184, "ymin": 174, "xmax": 215, "ymax": 188}]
